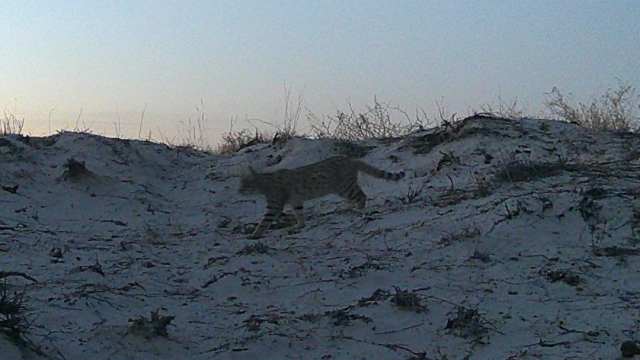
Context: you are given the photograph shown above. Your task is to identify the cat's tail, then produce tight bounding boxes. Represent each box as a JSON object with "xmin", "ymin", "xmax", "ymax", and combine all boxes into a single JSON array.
[{"xmin": 354, "ymin": 160, "xmax": 405, "ymax": 181}]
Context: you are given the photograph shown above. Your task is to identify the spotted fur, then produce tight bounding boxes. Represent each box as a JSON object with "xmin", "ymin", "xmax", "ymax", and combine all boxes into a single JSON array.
[{"xmin": 239, "ymin": 156, "xmax": 404, "ymax": 238}]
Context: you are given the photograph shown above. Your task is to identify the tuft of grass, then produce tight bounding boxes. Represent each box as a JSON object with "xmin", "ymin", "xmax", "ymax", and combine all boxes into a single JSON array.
[
  {"xmin": 179, "ymin": 99, "xmax": 211, "ymax": 150},
  {"xmin": 1, "ymin": 112, "xmax": 24, "ymax": 136},
  {"xmin": 474, "ymin": 96, "xmax": 526, "ymax": 120},
  {"xmin": 545, "ymin": 82, "xmax": 639, "ymax": 131},
  {"xmin": 445, "ymin": 306, "xmax": 490, "ymax": 340},
  {"xmin": 216, "ymin": 86, "xmax": 302, "ymax": 153},
  {"xmin": 0, "ymin": 281, "xmax": 29, "ymax": 345},
  {"xmin": 390, "ymin": 287, "xmax": 426, "ymax": 313},
  {"xmin": 216, "ymin": 126, "xmax": 270, "ymax": 154},
  {"xmin": 401, "ymin": 182, "xmax": 427, "ymax": 205},
  {"xmin": 62, "ymin": 158, "xmax": 94, "ymax": 181},
  {"xmin": 308, "ymin": 97, "xmax": 424, "ymax": 141},
  {"xmin": 127, "ymin": 309, "xmax": 175, "ymax": 339},
  {"xmin": 472, "ymin": 172, "xmax": 492, "ymax": 198}
]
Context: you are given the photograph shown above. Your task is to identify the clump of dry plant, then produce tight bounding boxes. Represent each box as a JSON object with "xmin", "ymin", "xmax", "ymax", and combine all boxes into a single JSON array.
[
  {"xmin": 127, "ymin": 309, "xmax": 175, "ymax": 338},
  {"xmin": 308, "ymin": 97, "xmax": 423, "ymax": 141},
  {"xmin": 1, "ymin": 112, "xmax": 24, "ymax": 136},
  {"xmin": 545, "ymin": 82, "xmax": 639, "ymax": 131}
]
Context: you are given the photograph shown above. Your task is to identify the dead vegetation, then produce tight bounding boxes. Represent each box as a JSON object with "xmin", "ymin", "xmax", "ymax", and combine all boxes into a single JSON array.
[
  {"xmin": 0, "ymin": 281, "xmax": 29, "ymax": 344},
  {"xmin": 545, "ymin": 82, "xmax": 639, "ymax": 131},
  {"xmin": 62, "ymin": 158, "xmax": 95, "ymax": 181},
  {"xmin": 438, "ymin": 227, "xmax": 481, "ymax": 247},
  {"xmin": 127, "ymin": 309, "xmax": 175, "ymax": 338},
  {"xmin": 1, "ymin": 112, "xmax": 24, "ymax": 136},
  {"xmin": 401, "ymin": 182, "xmax": 427, "ymax": 205},
  {"xmin": 390, "ymin": 287, "xmax": 426, "ymax": 313},
  {"xmin": 445, "ymin": 307, "xmax": 490, "ymax": 341},
  {"xmin": 236, "ymin": 242, "xmax": 272, "ymax": 256},
  {"xmin": 475, "ymin": 97, "xmax": 526, "ymax": 120},
  {"xmin": 308, "ymin": 97, "xmax": 423, "ymax": 142},
  {"xmin": 407, "ymin": 113, "xmax": 511, "ymax": 155},
  {"xmin": 216, "ymin": 127, "xmax": 270, "ymax": 154}
]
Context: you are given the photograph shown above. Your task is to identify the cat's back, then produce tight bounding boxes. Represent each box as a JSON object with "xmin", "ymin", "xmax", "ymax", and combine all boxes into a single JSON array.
[
  {"xmin": 280, "ymin": 157, "xmax": 353, "ymax": 198},
  {"xmin": 292, "ymin": 156, "xmax": 351, "ymax": 174},
  {"xmin": 287, "ymin": 156, "xmax": 354, "ymax": 179}
]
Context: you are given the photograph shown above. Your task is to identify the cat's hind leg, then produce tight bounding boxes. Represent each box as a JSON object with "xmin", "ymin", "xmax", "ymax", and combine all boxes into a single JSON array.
[{"xmin": 249, "ymin": 201, "xmax": 283, "ymax": 239}]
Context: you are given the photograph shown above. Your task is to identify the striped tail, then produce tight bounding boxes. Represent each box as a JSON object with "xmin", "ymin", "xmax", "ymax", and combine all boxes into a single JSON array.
[{"xmin": 355, "ymin": 160, "xmax": 405, "ymax": 181}]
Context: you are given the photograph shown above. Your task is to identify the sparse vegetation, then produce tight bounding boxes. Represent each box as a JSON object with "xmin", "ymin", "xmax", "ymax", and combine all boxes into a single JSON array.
[
  {"xmin": 445, "ymin": 307, "xmax": 490, "ymax": 340},
  {"xmin": 545, "ymin": 82, "xmax": 639, "ymax": 131},
  {"xmin": 475, "ymin": 96, "xmax": 526, "ymax": 120},
  {"xmin": 308, "ymin": 97, "xmax": 424, "ymax": 141},
  {"xmin": 127, "ymin": 309, "xmax": 175, "ymax": 338},
  {"xmin": 401, "ymin": 182, "xmax": 427, "ymax": 204},
  {"xmin": 216, "ymin": 126, "xmax": 270, "ymax": 154},
  {"xmin": 62, "ymin": 158, "xmax": 94, "ymax": 181},
  {"xmin": 435, "ymin": 150, "xmax": 461, "ymax": 171},
  {"xmin": 215, "ymin": 86, "xmax": 302, "ymax": 153},
  {"xmin": 472, "ymin": 172, "xmax": 492, "ymax": 197},
  {"xmin": 438, "ymin": 226, "xmax": 481, "ymax": 247},
  {"xmin": 5, "ymin": 83, "xmax": 640, "ymax": 359},
  {"xmin": 1, "ymin": 112, "xmax": 24, "ymax": 136},
  {"xmin": 0, "ymin": 281, "xmax": 29, "ymax": 345},
  {"xmin": 390, "ymin": 287, "xmax": 426, "ymax": 313}
]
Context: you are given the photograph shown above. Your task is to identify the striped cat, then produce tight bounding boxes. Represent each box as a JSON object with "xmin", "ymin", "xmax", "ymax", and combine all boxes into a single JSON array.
[{"xmin": 239, "ymin": 156, "xmax": 404, "ymax": 238}]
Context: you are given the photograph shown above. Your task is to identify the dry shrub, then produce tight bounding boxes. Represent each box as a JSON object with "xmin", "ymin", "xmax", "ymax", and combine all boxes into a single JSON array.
[
  {"xmin": 308, "ymin": 97, "xmax": 423, "ymax": 141},
  {"xmin": 446, "ymin": 307, "xmax": 489, "ymax": 340},
  {"xmin": 390, "ymin": 287, "xmax": 426, "ymax": 313},
  {"xmin": 127, "ymin": 309, "xmax": 175, "ymax": 338},
  {"xmin": 216, "ymin": 128, "xmax": 269, "ymax": 154},
  {"xmin": 545, "ymin": 83, "xmax": 639, "ymax": 131},
  {"xmin": 0, "ymin": 281, "xmax": 29, "ymax": 344},
  {"xmin": 279, "ymin": 84, "xmax": 303, "ymax": 140},
  {"xmin": 179, "ymin": 100, "xmax": 210, "ymax": 150},
  {"xmin": 216, "ymin": 86, "xmax": 302, "ymax": 153},
  {"xmin": 475, "ymin": 96, "xmax": 525, "ymax": 120},
  {"xmin": 1, "ymin": 113, "xmax": 24, "ymax": 136}
]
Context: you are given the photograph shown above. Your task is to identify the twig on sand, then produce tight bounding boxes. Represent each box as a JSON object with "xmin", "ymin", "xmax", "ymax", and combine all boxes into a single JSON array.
[{"xmin": 0, "ymin": 271, "xmax": 38, "ymax": 283}]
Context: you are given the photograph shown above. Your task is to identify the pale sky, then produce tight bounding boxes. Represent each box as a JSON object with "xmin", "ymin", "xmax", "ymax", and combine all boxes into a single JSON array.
[{"xmin": 1, "ymin": 1, "xmax": 639, "ymax": 143}]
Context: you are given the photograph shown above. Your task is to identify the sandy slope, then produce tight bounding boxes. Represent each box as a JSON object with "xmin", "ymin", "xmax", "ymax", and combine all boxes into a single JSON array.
[{"xmin": 1, "ymin": 115, "xmax": 640, "ymax": 359}]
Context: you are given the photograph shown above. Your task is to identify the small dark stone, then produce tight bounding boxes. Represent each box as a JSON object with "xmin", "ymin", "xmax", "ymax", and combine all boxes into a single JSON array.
[
  {"xmin": 49, "ymin": 247, "xmax": 63, "ymax": 258},
  {"xmin": 1, "ymin": 184, "xmax": 18, "ymax": 194},
  {"xmin": 621, "ymin": 340, "xmax": 640, "ymax": 357}
]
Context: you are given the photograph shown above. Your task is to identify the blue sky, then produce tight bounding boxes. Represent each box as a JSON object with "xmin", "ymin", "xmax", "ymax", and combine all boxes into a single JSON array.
[{"xmin": 1, "ymin": 1, "xmax": 639, "ymax": 140}]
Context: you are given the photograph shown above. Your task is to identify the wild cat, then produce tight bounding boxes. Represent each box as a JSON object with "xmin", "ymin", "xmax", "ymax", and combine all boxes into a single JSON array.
[{"xmin": 239, "ymin": 156, "xmax": 405, "ymax": 239}]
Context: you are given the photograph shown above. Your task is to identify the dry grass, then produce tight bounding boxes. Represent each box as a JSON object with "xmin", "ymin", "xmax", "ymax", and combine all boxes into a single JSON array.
[
  {"xmin": 215, "ymin": 85, "xmax": 302, "ymax": 154},
  {"xmin": 0, "ymin": 281, "xmax": 29, "ymax": 345},
  {"xmin": 474, "ymin": 96, "xmax": 526, "ymax": 120},
  {"xmin": 1, "ymin": 112, "xmax": 24, "ymax": 136},
  {"xmin": 178, "ymin": 100, "xmax": 210, "ymax": 150},
  {"xmin": 307, "ymin": 97, "xmax": 424, "ymax": 141},
  {"xmin": 545, "ymin": 82, "xmax": 639, "ymax": 131},
  {"xmin": 215, "ymin": 120, "xmax": 271, "ymax": 154}
]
